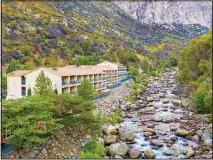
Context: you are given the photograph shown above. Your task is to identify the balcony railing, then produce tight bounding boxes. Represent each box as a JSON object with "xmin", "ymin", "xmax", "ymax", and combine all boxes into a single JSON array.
[
  {"xmin": 118, "ymin": 73, "xmax": 127, "ymax": 77},
  {"xmin": 62, "ymin": 80, "xmax": 81, "ymax": 86},
  {"xmin": 95, "ymin": 85, "xmax": 107, "ymax": 90}
]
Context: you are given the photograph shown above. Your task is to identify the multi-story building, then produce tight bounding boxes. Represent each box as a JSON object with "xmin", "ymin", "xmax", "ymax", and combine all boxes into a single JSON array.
[
  {"xmin": 117, "ymin": 63, "xmax": 128, "ymax": 81},
  {"xmin": 7, "ymin": 61, "xmax": 128, "ymax": 99},
  {"xmin": 66, "ymin": 65, "xmax": 118, "ymax": 88},
  {"xmin": 7, "ymin": 67, "xmax": 107, "ymax": 99},
  {"xmin": 97, "ymin": 61, "xmax": 128, "ymax": 81}
]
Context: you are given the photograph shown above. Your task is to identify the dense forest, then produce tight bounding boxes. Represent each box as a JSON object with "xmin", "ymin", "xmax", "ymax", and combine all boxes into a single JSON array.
[{"xmin": 178, "ymin": 30, "xmax": 212, "ymax": 114}]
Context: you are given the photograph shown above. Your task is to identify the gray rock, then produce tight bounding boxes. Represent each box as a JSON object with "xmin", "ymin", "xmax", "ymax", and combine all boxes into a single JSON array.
[
  {"xmin": 41, "ymin": 148, "xmax": 47, "ymax": 154},
  {"xmin": 144, "ymin": 149, "xmax": 155, "ymax": 159},
  {"xmin": 108, "ymin": 142, "xmax": 129, "ymax": 156},
  {"xmin": 104, "ymin": 135, "xmax": 117, "ymax": 145},
  {"xmin": 195, "ymin": 130, "xmax": 203, "ymax": 137},
  {"xmin": 103, "ymin": 125, "xmax": 118, "ymax": 135},
  {"xmin": 159, "ymin": 93, "xmax": 165, "ymax": 98},
  {"xmin": 192, "ymin": 135, "xmax": 200, "ymax": 144}
]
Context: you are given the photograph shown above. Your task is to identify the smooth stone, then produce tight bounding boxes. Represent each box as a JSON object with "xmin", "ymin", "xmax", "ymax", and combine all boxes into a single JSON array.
[
  {"xmin": 129, "ymin": 149, "xmax": 142, "ymax": 159},
  {"xmin": 176, "ymin": 129, "xmax": 189, "ymax": 136},
  {"xmin": 108, "ymin": 142, "xmax": 129, "ymax": 156},
  {"xmin": 192, "ymin": 135, "xmax": 200, "ymax": 144},
  {"xmin": 144, "ymin": 149, "xmax": 155, "ymax": 159}
]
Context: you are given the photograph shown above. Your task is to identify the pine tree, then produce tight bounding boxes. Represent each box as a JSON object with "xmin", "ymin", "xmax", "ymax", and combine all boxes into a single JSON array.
[
  {"xmin": 77, "ymin": 79, "xmax": 97, "ymax": 101},
  {"xmin": 34, "ymin": 71, "xmax": 53, "ymax": 95},
  {"xmin": 27, "ymin": 88, "xmax": 32, "ymax": 96}
]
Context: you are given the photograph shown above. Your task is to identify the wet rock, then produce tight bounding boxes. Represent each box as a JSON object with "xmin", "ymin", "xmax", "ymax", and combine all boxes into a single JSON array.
[
  {"xmin": 129, "ymin": 149, "xmax": 142, "ymax": 159},
  {"xmin": 165, "ymin": 138, "xmax": 173, "ymax": 144},
  {"xmin": 172, "ymin": 99, "xmax": 182, "ymax": 106},
  {"xmin": 170, "ymin": 136, "xmax": 177, "ymax": 141},
  {"xmin": 181, "ymin": 101, "xmax": 190, "ymax": 108},
  {"xmin": 144, "ymin": 149, "xmax": 155, "ymax": 159},
  {"xmin": 130, "ymin": 104, "xmax": 138, "ymax": 110},
  {"xmin": 147, "ymin": 97, "xmax": 154, "ymax": 102},
  {"xmin": 103, "ymin": 125, "xmax": 118, "ymax": 135},
  {"xmin": 162, "ymin": 118, "xmax": 172, "ymax": 123},
  {"xmin": 192, "ymin": 135, "xmax": 200, "ymax": 144},
  {"xmin": 150, "ymin": 141, "xmax": 163, "ymax": 147},
  {"xmin": 162, "ymin": 99, "xmax": 169, "ymax": 104},
  {"xmin": 108, "ymin": 142, "xmax": 129, "ymax": 156},
  {"xmin": 163, "ymin": 150, "xmax": 174, "ymax": 156},
  {"xmin": 195, "ymin": 130, "xmax": 203, "ymax": 137},
  {"xmin": 147, "ymin": 123, "xmax": 155, "ymax": 128},
  {"xmin": 144, "ymin": 132, "xmax": 152, "ymax": 137},
  {"xmin": 170, "ymin": 126, "xmax": 178, "ymax": 131},
  {"xmin": 139, "ymin": 107, "xmax": 156, "ymax": 114},
  {"xmin": 153, "ymin": 117, "xmax": 162, "ymax": 122},
  {"xmin": 203, "ymin": 139, "xmax": 212, "ymax": 147},
  {"xmin": 186, "ymin": 148, "xmax": 195, "ymax": 158},
  {"xmin": 159, "ymin": 93, "xmax": 165, "ymax": 98},
  {"xmin": 114, "ymin": 155, "xmax": 123, "ymax": 159},
  {"xmin": 176, "ymin": 129, "xmax": 189, "ymax": 136},
  {"xmin": 104, "ymin": 135, "xmax": 117, "ymax": 145}
]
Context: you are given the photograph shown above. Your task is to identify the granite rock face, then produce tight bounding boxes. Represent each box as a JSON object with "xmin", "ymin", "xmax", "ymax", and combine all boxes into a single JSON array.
[{"xmin": 115, "ymin": 1, "xmax": 212, "ymax": 27}]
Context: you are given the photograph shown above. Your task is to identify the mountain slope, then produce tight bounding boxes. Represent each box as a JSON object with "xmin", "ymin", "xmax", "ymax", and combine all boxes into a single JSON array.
[
  {"xmin": 2, "ymin": 1, "xmax": 210, "ymax": 71},
  {"xmin": 115, "ymin": 1, "xmax": 212, "ymax": 27}
]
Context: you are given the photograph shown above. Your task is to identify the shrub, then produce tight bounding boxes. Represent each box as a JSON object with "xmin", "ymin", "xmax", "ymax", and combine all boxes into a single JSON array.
[
  {"xmin": 130, "ymin": 89, "xmax": 139, "ymax": 98},
  {"xmin": 104, "ymin": 112, "xmax": 120, "ymax": 125},
  {"xmin": 79, "ymin": 140, "xmax": 105, "ymax": 159},
  {"xmin": 193, "ymin": 87, "xmax": 211, "ymax": 113},
  {"xmin": 79, "ymin": 152, "xmax": 100, "ymax": 159},
  {"xmin": 133, "ymin": 83, "xmax": 140, "ymax": 90}
]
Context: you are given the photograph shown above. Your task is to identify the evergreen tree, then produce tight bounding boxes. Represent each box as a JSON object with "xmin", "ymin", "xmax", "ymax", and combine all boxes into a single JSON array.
[
  {"xmin": 6, "ymin": 59, "xmax": 20, "ymax": 74},
  {"xmin": 34, "ymin": 71, "xmax": 53, "ymax": 95},
  {"xmin": 54, "ymin": 88, "xmax": 58, "ymax": 94},
  {"xmin": 27, "ymin": 88, "xmax": 32, "ymax": 96},
  {"xmin": 77, "ymin": 79, "xmax": 97, "ymax": 101}
]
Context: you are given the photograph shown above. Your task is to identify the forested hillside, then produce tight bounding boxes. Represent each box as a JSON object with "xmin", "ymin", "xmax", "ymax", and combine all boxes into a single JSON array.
[
  {"xmin": 178, "ymin": 30, "xmax": 212, "ymax": 113},
  {"xmin": 2, "ymin": 1, "xmax": 209, "ymax": 72}
]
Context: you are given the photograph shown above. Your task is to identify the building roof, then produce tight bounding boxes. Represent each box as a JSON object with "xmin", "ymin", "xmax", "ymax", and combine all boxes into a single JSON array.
[
  {"xmin": 7, "ymin": 70, "xmax": 32, "ymax": 77},
  {"xmin": 65, "ymin": 65, "xmax": 116, "ymax": 71},
  {"xmin": 97, "ymin": 61, "xmax": 118, "ymax": 70},
  {"xmin": 42, "ymin": 67, "xmax": 104, "ymax": 76}
]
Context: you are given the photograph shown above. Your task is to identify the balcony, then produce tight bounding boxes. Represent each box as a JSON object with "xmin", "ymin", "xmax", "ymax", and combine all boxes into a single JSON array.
[
  {"xmin": 95, "ymin": 85, "xmax": 107, "ymax": 90},
  {"xmin": 62, "ymin": 80, "xmax": 81, "ymax": 86},
  {"xmin": 21, "ymin": 80, "xmax": 26, "ymax": 85}
]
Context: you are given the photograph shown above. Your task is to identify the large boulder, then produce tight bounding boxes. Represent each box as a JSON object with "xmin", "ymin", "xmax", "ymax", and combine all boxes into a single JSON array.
[
  {"xmin": 144, "ymin": 149, "xmax": 155, "ymax": 159},
  {"xmin": 176, "ymin": 129, "xmax": 189, "ymax": 137},
  {"xmin": 108, "ymin": 142, "xmax": 129, "ymax": 156},
  {"xmin": 172, "ymin": 99, "xmax": 182, "ymax": 106},
  {"xmin": 104, "ymin": 135, "xmax": 117, "ymax": 145},
  {"xmin": 129, "ymin": 149, "xmax": 142, "ymax": 159},
  {"xmin": 103, "ymin": 125, "xmax": 118, "ymax": 135},
  {"xmin": 153, "ymin": 117, "xmax": 162, "ymax": 122},
  {"xmin": 120, "ymin": 132, "xmax": 135, "ymax": 141}
]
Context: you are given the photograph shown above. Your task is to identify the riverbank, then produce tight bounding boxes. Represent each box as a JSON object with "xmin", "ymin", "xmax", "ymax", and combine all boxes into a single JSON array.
[{"xmin": 100, "ymin": 69, "xmax": 212, "ymax": 159}]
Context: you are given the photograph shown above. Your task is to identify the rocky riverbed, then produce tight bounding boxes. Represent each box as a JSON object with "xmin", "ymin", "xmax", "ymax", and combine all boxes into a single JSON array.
[{"xmin": 100, "ymin": 69, "xmax": 212, "ymax": 159}]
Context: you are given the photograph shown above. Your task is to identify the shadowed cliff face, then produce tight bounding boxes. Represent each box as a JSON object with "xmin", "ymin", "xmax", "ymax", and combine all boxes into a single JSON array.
[{"xmin": 114, "ymin": 1, "xmax": 212, "ymax": 27}]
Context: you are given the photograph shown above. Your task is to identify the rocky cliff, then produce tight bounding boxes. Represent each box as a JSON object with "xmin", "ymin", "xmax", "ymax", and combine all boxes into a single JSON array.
[{"xmin": 115, "ymin": 1, "xmax": 212, "ymax": 27}]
